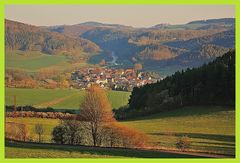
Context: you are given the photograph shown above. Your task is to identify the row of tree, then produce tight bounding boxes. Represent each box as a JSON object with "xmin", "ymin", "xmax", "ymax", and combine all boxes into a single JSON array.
[
  {"xmin": 52, "ymin": 120, "xmax": 147, "ymax": 148},
  {"xmin": 114, "ymin": 49, "xmax": 235, "ymax": 119},
  {"xmin": 6, "ymin": 111, "xmax": 75, "ymax": 119}
]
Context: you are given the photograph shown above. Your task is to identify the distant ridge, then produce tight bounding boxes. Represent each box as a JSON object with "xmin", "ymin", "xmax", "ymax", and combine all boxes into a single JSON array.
[
  {"xmin": 5, "ymin": 18, "xmax": 235, "ymax": 75},
  {"xmin": 187, "ymin": 18, "xmax": 235, "ymax": 25}
]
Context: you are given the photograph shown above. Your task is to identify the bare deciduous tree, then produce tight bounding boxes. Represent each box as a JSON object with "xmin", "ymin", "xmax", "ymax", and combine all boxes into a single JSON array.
[
  {"xmin": 35, "ymin": 123, "xmax": 44, "ymax": 142},
  {"xmin": 79, "ymin": 84, "xmax": 114, "ymax": 146}
]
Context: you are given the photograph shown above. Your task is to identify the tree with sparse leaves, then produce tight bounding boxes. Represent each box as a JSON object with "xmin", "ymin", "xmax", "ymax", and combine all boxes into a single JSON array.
[
  {"xmin": 79, "ymin": 85, "xmax": 114, "ymax": 146},
  {"xmin": 35, "ymin": 123, "xmax": 44, "ymax": 142}
]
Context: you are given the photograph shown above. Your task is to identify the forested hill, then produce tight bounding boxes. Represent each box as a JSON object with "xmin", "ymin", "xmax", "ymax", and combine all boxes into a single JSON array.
[
  {"xmin": 5, "ymin": 19, "xmax": 100, "ymax": 55},
  {"xmin": 5, "ymin": 18, "xmax": 234, "ymax": 75},
  {"xmin": 115, "ymin": 50, "xmax": 235, "ymax": 119}
]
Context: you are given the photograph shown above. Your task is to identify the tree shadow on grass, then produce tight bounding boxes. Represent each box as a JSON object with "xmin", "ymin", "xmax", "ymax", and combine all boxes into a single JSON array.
[
  {"xmin": 150, "ymin": 132, "xmax": 235, "ymax": 143},
  {"xmin": 194, "ymin": 141, "xmax": 235, "ymax": 147},
  {"xmin": 150, "ymin": 132, "xmax": 235, "ymax": 156},
  {"xmin": 124, "ymin": 106, "xmax": 234, "ymax": 121},
  {"xmin": 5, "ymin": 141, "xmax": 202, "ymax": 158},
  {"xmin": 190, "ymin": 144, "xmax": 235, "ymax": 156}
]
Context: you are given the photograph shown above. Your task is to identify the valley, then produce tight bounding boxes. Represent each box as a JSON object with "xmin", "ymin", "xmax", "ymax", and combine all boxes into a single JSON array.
[
  {"xmin": 5, "ymin": 18, "xmax": 235, "ymax": 76},
  {"xmin": 4, "ymin": 16, "xmax": 236, "ymax": 158}
]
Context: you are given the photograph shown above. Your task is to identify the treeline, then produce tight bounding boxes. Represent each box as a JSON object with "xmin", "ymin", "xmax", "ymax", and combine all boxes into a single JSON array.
[
  {"xmin": 114, "ymin": 50, "xmax": 235, "ymax": 119},
  {"xmin": 137, "ymin": 45, "xmax": 176, "ymax": 61},
  {"xmin": 5, "ymin": 105, "xmax": 77, "ymax": 114},
  {"xmin": 6, "ymin": 111, "xmax": 75, "ymax": 119},
  {"xmin": 51, "ymin": 120, "xmax": 147, "ymax": 148},
  {"xmin": 129, "ymin": 29, "xmax": 225, "ymax": 46},
  {"xmin": 165, "ymin": 30, "xmax": 235, "ymax": 50}
]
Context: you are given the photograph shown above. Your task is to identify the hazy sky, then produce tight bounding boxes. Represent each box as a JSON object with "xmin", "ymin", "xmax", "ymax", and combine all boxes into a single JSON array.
[{"xmin": 5, "ymin": 5, "xmax": 235, "ymax": 27}]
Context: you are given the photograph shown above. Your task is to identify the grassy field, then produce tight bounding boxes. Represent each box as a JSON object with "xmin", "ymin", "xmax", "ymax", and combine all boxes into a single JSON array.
[
  {"xmin": 6, "ymin": 51, "xmax": 71, "ymax": 71},
  {"xmin": 122, "ymin": 106, "xmax": 235, "ymax": 156},
  {"xmin": 5, "ymin": 141, "xmax": 202, "ymax": 158},
  {"xmin": 5, "ymin": 106, "xmax": 235, "ymax": 156},
  {"xmin": 5, "ymin": 88, "xmax": 131, "ymax": 110},
  {"xmin": 5, "ymin": 50, "xmax": 92, "ymax": 72}
]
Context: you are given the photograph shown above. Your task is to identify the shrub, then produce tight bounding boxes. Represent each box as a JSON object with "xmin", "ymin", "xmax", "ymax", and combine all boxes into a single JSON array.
[
  {"xmin": 101, "ymin": 122, "xmax": 148, "ymax": 148},
  {"xmin": 5, "ymin": 122, "xmax": 30, "ymax": 141},
  {"xmin": 52, "ymin": 120, "xmax": 84, "ymax": 145},
  {"xmin": 5, "ymin": 111, "xmax": 76, "ymax": 119},
  {"xmin": 176, "ymin": 136, "xmax": 191, "ymax": 151},
  {"xmin": 52, "ymin": 124, "xmax": 67, "ymax": 144}
]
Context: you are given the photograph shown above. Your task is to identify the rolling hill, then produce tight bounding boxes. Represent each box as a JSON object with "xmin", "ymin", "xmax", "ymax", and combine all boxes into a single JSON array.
[
  {"xmin": 151, "ymin": 18, "xmax": 234, "ymax": 30},
  {"xmin": 5, "ymin": 18, "xmax": 235, "ymax": 75},
  {"xmin": 79, "ymin": 18, "xmax": 234, "ymax": 74},
  {"xmin": 4, "ymin": 18, "xmax": 235, "ymax": 158},
  {"xmin": 48, "ymin": 21, "xmax": 133, "ymax": 38},
  {"xmin": 5, "ymin": 19, "xmax": 100, "ymax": 56}
]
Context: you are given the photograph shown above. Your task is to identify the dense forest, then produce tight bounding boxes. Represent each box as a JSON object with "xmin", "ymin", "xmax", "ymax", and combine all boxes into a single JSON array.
[
  {"xmin": 114, "ymin": 50, "xmax": 235, "ymax": 119},
  {"xmin": 80, "ymin": 20, "xmax": 234, "ymax": 73},
  {"xmin": 5, "ymin": 19, "xmax": 100, "ymax": 55}
]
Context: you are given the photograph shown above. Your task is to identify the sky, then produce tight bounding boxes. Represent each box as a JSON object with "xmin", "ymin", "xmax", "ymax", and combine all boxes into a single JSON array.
[{"xmin": 5, "ymin": 5, "xmax": 235, "ymax": 27}]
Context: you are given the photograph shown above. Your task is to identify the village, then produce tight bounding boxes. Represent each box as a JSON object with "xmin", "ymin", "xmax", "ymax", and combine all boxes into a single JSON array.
[{"xmin": 71, "ymin": 67, "xmax": 160, "ymax": 91}]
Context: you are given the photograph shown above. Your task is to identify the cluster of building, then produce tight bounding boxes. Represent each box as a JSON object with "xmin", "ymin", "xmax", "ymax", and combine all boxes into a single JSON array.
[{"xmin": 71, "ymin": 68, "xmax": 159, "ymax": 91}]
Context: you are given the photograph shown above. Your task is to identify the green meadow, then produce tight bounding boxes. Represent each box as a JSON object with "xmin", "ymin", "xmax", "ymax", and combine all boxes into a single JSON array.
[
  {"xmin": 6, "ymin": 51, "xmax": 70, "ymax": 71},
  {"xmin": 5, "ymin": 88, "xmax": 131, "ymax": 110},
  {"xmin": 6, "ymin": 106, "xmax": 235, "ymax": 156},
  {"xmin": 122, "ymin": 106, "xmax": 235, "ymax": 156},
  {"xmin": 5, "ymin": 141, "xmax": 201, "ymax": 158},
  {"xmin": 5, "ymin": 50, "xmax": 92, "ymax": 72}
]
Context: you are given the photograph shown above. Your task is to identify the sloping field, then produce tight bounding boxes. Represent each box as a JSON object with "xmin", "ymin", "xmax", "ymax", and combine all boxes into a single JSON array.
[
  {"xmin": 5, "ymin": 51, "xmax": 73, "ymax": 71},
  {"xmin": 5, "ymin": 141, "xmax": 206, "ymax": 158},
  {"xmin": 5, "ymin": 88, "xmax": 131, "ymax": 110},
  {"xmin": 5, "ymin": 106, "xmax": 235, "ymax": 156},
  {"xmin": 5, "ymin": 50, "xmax": 95, "ymax": 73},
  {"xmin": 122, "ymin": 106, "xmax": 235, "ymax": 156}
]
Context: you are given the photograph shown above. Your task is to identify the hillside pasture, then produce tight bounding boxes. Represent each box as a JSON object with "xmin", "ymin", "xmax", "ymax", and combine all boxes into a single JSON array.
[
  {"xmin": 5, "ymin": 50, "xmax": 93, "ymax": 72},
  {"xmin": 6, "ymin": 51, "xmax": 71, "ymax": 71},
  {"xmin": 122, "ymin": 106, "xmax": 235, "ymax": 156},
  {"xmin": 5, "ymin": 141, "xmax": 204, "ymax": 158},
  {"xmin": 5, "ymin": 88, "xmax": 131, "ymax": 110},
  {"xmin": 5, "ymin": 106, "xmax": 235, "ymax": 156}
]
